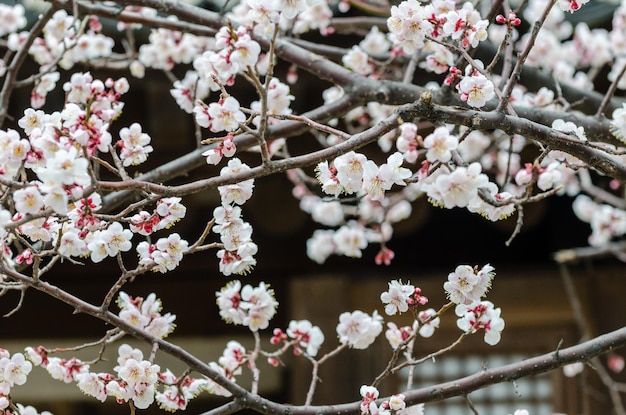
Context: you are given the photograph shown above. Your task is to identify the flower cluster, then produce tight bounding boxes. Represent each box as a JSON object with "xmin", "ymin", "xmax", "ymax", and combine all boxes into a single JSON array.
[
  {"xmin": 443, "ymin": 62, "xmax": 496, "ymax": 108},
  {"xmin": 573, "ymin": 195, "xmax": 626, "ymax": 246},
  {"xmin": 317, "ymin": 151, "xmax": 411, "ymax": 200},
  {"xmin": 137, "ymin": 233, "xmax": 189, "ymax": 273},
  {"xmin": 218, "ymin": 341, "xmax": 247, "ymax": 378},
  {"xmin": 384, "ymin": 308, "xmax": 441, "ymax": 348},
  {"xmin": 202, "ymin": 134, "xmax": 237, "ymax": 165},
  {"xmin": 302, "ymin": 159, "xmax": 415, "ymax": 265},
  {"xmin": 380, "ymin": 280, "xmax": 428, "ymax": 316},
  {"xmin": 251, "ymin": 77, "xmax": 294, "ymax": 126},
  {"xmin": 216, "ymin": 280, "xmax": 278, "ymax": 331},
  {"xmin": 71, "ymin": 345, "xmax": 159, "ymax": 409},
  {"xmin": 360, "ymin": 386, "xmax": 424, "ymax": 415},
  {"xmin": 271, "ymin": 320, "xmax": 325, "ymax": 357},
  {"xmin": 213, "ymin": 203, "xmax": 258, "ymax": 276},
  {"xmin": 8, "ymin": 73, "xmax": 127, "ymax": 216},
  {"xmin": 456, "ymin": 71, "xmax": 495, "ymax": 108},
  {"xmin": 117, "ymin": 123, "xmax": 154, "ymax": 166},
  {"xmin": 26, "ymin": 342, "xmax": 220, "ymax": 412},
  {"xmin": 336, "ymin": 310, "xmax": 383, "ymax": 349},
  {"xmin": 24, "ymin": 347, "xmax": 88, "ymax": 384},
  {"xmin": 207, "ymin": 158, "xmax": 258, "ymax": 275},
  {"xmin": 7, "ymin": 404, "xmax": 52, "ymax": 415},
  {"xmin": 170, "ymin": 71, "xmax": 211, "ymax": 114},
  {"xmin": 229, "ymin": 0, "xmax": 332, "ymax": 37},
  {"xmin": 515, "ymin": 162, "xmax": 563, "ymax": 192},
  {"xmin": 117, "ymin": 292, "xmax": 177, "ymax": 339},
  {"xmin": 130, "ymin": 197, "xmax": 187, "ymax": 236},
  {"xmin": 155, "ymin": 370, "xmax": 214, "ymax": 411},
  {"xmin": 422, "ymin": 126, "xmax": 459, "ymax": 163},
  {"xmin": 443, "ymin": 264, "xmax": 495, "ymax": 305},
  {"xmin": 11, "ymin": 10, "xmax": 113, "ymax": 75},
  {"xmin": 421, "ymin": 162, "xmax": 490, "ymax": 209},
  {"xmin": 387, "ymin": 0, "xmax": 489, "ymax": 54},
  {"xmin": 194, "ymin": 95, "xmax": 246, "ymax": 134},
  {"xmin": 0, "ymin": 350, "xmax": 32, "ymax": 410},
  {"xmin": 193, "ymin": 26, "xmax": 260, "ymax": 89},
  {"xmin": 218, "ymin": 158, "xmax": 255, "ymax": 206},
  {"xmin": 456, "ymin": 301, "xmax": 505, "ymax": 345},
  {"xmin": 138, "ymin": 25, "xmax": 203, "ymax": 71},
  {"xmin": 0, "ymin": 4, "xmax": 26, "ymax": 38}
]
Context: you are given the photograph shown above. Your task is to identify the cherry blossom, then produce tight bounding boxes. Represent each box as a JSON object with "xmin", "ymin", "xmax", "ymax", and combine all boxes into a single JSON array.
[
  {"xmin": 12, "ymin": 186, "xmax": 44, "ymax": 215},
  {"xmin": 396, "ymin": 122, "xmax": 420, "ymax": 163},
  {"xmin": 332, "ymin": 222, "xmax": 368, "ymax": 258},
  {"xmin": 389, "ymin": 394, "xmax": 406, "ymax": 411},
  {"xmin": 216, "ymin": 281, "xmax": 278, "ymax": 331},
  {"xmin": 217, "ymin": 242, "xmax": 258, "ymax": 276},
  {"xmin": 444, "ymin": 264, "xmax": 495, "ymax": 305},
  {"xmin": 137, "ymin": 233, "xmax": 189, "ymax": 273},
  {"xmin": 421, "ymin": 43, "xmax": 455, "ymax": 74},
  {"xmin": 284, "ymin": 320, "xmax": 325, "ymax": 356},
  {"xmin": 552, "ymin": 119, "xmax": 587, "ymax": 141},
  {"xmin": 385, "ymin": 322, "xmax": 413, "ymax": 350},
  {"xmin": 359, "ymin": 384, "xmax": 379, "ymax": 415},
  {"xmin": 424, "ymin": 162, "xmax": 489, "ymax": 209},
  {"xmin": 216, "ymin": 280, "xmax": 246, "ymax": 325},
  {"xmin": 306, "ymin": 229, "xmax": 337, "ymax": 264},
  {"xmin": 315, "ymin": 161, "xmax": 343, "ymax": 196},
  {"xmin": 468, "ymin": 184, "xmax": 516, "ymax": 222},
  {"xmin": 333, "ymin": 151, "xmax": 368, "ymax": 194},
  {"xmin": 456, "ymin": 300, "xmax": 505, "ymax": 345},
  {"xmin": 117, "ymin": 292, "xmax": 176, "ymax": 339},
  {"xmin": 417, "ymin": 308, "xmax": 440, "ymax": 338},
  {"xmin": 610, "ymin": 103, "xmax": 626, "ymax": 142},
  {"xmin": 250, "ymin": 78, "xmax": 294, "ymax": 126},
  {"xmin": 423, "ymin": 126, "xmax": 458, "ymax": 163},
  {"xmin": 562, "ymin": 362, "xmax": 585, "ymax": 377},
  {"xmin": 380, "ymin": 280, "xmax": 415, "ymax": 315},
  {"xmin": 360, "ymin": 26, "xmax": 391, "ymax": 55},
  {"xmin": 557, "ymin": 0, "xmax": 589, "ymax": 13},
  {"xmin": 573, "ymin": 195, "xmax": 626, "ymax": 246},
  {"xmin": 336, "ymin": 310, "xmax": 383, "ymax": 349},
  {"xmin": 0, "ymin": 4, "xmax": 26, "ymax": 37},
  {"xmin": 0, "ymin": 0, "xmax": 623, "ymax": 410},
  {"xmin": 309, "ymin": 199, "xmax": 345, "ymax": 226},
  {"xmin": 457, "ymin": 73, "xmax": 495, "ymax": 107},
  {"xmin": 218, "ymin": 158, "xmax": 255, "ymax": 205},
  {"xmin": 342, "ymin": 46, "xmax": 373, "ymax": 76},
  {"xmin": 387, "ymin": 0, "xmax": 433, "ymax": 54},
  {"xmin": 118, "ymin": 123, "xmax": 153, "ymax": 167},
  {"xmin": 537, "ymin": 162, "xmax": 563, "ymax": 191},
  {"xmin": 0, "ymin": 352, "xmax": 32, "ymax": 387},
  {"xmin": 207, "ymin": 96, "xmax": 246, "ymax": 133},
  {"xmin": 218, "ymin": 341, "xmax": 247, "ymax": 377},
  {"xmin": 87, "ymin": 222, "xmax": 133, "ymax": 263}
]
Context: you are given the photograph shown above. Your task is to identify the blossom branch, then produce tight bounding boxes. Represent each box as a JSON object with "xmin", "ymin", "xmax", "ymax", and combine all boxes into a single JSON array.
[
  {"xmin": 0, "ymin": 4, "xmax": 59, "ymax": 125},
  {"xmin": 496, "ymin": 0, "xmax": 555, "ymax": 111}
]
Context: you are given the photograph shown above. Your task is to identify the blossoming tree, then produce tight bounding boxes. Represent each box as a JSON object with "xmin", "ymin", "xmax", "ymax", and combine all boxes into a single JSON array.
[{"xmin": 0, "ymin": 0, "xmax": 626, "ymax": 412}]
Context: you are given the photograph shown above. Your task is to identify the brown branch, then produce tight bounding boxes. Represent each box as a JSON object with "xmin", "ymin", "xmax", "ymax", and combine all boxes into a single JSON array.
[
  {"xmin": 97, "ymin": 107, "xmax": 402, "ymax": 196},
  {"xmin": 406, "ymin": 102, "xmax": 626, "ymax": 181},
  {"xmin": 101, "ymin": 94, "xmax": 360, "ymax": 211},
  {"xmin": 553, "ymin": 242, "xmax": 626, "ymax": 264},
  {"xmin": 4, "ymin": 262, "xmax": 626, "ymax": 414}
]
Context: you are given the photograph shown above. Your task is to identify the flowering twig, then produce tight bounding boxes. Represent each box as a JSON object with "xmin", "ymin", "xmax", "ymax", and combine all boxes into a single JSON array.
[
  {"xmin": 0, "ymin": 4, "xmax": 59, "ymax": 125},
  {"xmin": 496, "ymin": 0, "xmax": 555, "ymax": 112}
]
